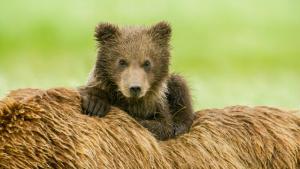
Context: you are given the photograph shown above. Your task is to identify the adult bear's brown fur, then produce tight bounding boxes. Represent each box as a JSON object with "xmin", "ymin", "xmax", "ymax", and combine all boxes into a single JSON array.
[
  {"xmin": 79, "ymin": 22, "xmax": 194, "ymax": 140},
  {"xmin": 1, "ymin": 88, "xmax": 300, "ymax": 169}
]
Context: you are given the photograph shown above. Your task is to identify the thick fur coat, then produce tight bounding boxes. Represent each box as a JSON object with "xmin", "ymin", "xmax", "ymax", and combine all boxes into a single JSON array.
[
  {"xmin": 79, "ymin": 22, "xmax": 194, "ymax": 140},
  {"xmin": 1, "ymin": 88, "xmax": 300, "ymax": 168}
]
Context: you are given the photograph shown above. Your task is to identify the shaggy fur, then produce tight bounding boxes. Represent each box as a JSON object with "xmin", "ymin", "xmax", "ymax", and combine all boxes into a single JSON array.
[
  {"xmin": 79, "ymin": 22, "xmax": 194, "ymax": 140},
  {"xmin": 1, "ymin": 88, "xmax": 300, "ymax": 169}
]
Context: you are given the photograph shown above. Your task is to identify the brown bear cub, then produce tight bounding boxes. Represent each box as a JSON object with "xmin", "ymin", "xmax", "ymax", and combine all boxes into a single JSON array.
[{"xmin": 79, "ymin": 22, "xmax": 194, "ymax": 140}]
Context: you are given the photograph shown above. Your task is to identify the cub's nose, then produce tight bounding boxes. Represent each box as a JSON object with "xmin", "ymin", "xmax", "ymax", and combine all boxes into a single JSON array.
[{"xmin": 129, "ymin": 86, "xmax": 141, "ymax": 97}]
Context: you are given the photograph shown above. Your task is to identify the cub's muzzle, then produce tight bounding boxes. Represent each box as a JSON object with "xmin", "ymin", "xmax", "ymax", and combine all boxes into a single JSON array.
[{"xmin": 129, "ymin": 86, "xmax": 141, "ymax": 97}]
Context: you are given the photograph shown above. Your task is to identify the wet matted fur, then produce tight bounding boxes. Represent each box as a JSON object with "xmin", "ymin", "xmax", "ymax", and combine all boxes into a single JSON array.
[{"xmin": 0, "ymin": 88, "xmax": 300, "ymax": 169}]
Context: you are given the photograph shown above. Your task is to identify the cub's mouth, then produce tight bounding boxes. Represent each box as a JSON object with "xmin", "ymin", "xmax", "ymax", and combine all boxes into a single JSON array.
[
  {"xmin": 117, "ymin": 77, "xmax": 150, "ymax": 99},
  {"xmin": 118, "ymin": 84, "xmax": 148, "ymax": 99}
]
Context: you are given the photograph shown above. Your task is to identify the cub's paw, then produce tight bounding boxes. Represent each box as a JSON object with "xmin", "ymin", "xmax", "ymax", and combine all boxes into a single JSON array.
[
  {"xmin": 173, "ymin": 123, "xmax": 189, "ymax": 137},
  {"xmin": 81, "ymin": 95, "xmax": 110, "ymax": 117}
]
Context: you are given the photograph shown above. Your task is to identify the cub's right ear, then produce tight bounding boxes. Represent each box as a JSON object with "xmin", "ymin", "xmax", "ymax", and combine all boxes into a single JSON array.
[
  {"xmin": 148, "ymin": 21, "xmax": 171, "ymax": 46},
  {"xmin": 94, "ymin": 23, "xmax": 120, "ymax": 45}
]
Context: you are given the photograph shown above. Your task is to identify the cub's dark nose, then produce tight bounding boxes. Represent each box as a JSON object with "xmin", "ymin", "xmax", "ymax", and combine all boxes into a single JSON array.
[{"xmin": 129, "ymin": 86, "xmax": 141, "ymax": 97}]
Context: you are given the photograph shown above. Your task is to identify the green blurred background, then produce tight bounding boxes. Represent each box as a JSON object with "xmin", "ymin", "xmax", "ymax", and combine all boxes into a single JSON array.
[{"xmin": 0, "ymin": 0, "xmax": 299, "ymax": 110}]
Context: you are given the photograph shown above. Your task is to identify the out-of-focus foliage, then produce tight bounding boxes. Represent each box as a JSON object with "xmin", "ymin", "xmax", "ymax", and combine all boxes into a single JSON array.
[{"xmin": 0, "ymin": 0, "xmax": 299, "ymax": 109}]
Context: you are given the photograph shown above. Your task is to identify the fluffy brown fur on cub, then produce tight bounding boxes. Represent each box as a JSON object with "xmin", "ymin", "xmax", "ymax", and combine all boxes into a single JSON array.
[{"xmin": 78, "ymin": 22, "xmax": 194, "ymax": 140}]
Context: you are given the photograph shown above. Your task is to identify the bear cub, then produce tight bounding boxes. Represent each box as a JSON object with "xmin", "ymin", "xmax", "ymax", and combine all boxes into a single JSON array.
[{"xmin": 79, "ymin": 21, "xmax": 194, "ymax": 140}]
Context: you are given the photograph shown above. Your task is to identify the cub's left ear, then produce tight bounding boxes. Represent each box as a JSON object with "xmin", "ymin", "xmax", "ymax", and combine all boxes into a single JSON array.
[
  {"xmin": 94, "ymin": 23, "xmax": 120, "ymax": 45},
  {"xmin": 148, "ymin": 21, "xmax": 172, "ymax": 45}
]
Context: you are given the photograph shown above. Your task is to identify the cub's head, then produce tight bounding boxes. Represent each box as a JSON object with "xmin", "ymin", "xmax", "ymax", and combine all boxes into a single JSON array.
[{"xmin": 93, "ymin": 22, "xmax": 171, "ymax": 99}]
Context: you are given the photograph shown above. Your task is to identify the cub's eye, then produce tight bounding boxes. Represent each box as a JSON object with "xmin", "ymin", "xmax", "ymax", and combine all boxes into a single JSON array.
[
  {"xmin": 118, "ymin": 59, "xmax": 128, "ymax": 67},
  {"xmin": 143, "ymin": 60, "xmax": 151, "ymax": 69}
]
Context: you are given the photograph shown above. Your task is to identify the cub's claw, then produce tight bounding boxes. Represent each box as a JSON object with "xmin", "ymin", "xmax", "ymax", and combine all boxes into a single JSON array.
[
  {"xmin": 173, "ymin": 123, "xmax": 189, "ymax": 137},
  {"xmin": 81, "ymin": 95, "xmax": 110, "ymax": 117}
]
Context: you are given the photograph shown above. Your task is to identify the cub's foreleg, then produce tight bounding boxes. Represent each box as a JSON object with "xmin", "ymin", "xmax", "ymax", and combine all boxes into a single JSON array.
[{"xmin": 167, "ymin": 74, "xmax": 194, "ymax": 136}]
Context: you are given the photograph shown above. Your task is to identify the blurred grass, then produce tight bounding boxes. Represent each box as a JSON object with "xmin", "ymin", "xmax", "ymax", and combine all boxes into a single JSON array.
[{"xmin": 0, "ymin": 0, "xmax": 300, "ymax": 110}]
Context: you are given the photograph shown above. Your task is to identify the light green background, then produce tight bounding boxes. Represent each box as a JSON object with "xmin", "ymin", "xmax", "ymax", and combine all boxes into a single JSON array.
[{"xmin": 0, "ymin": 0, "xmax": 299, "ymax": 110}]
